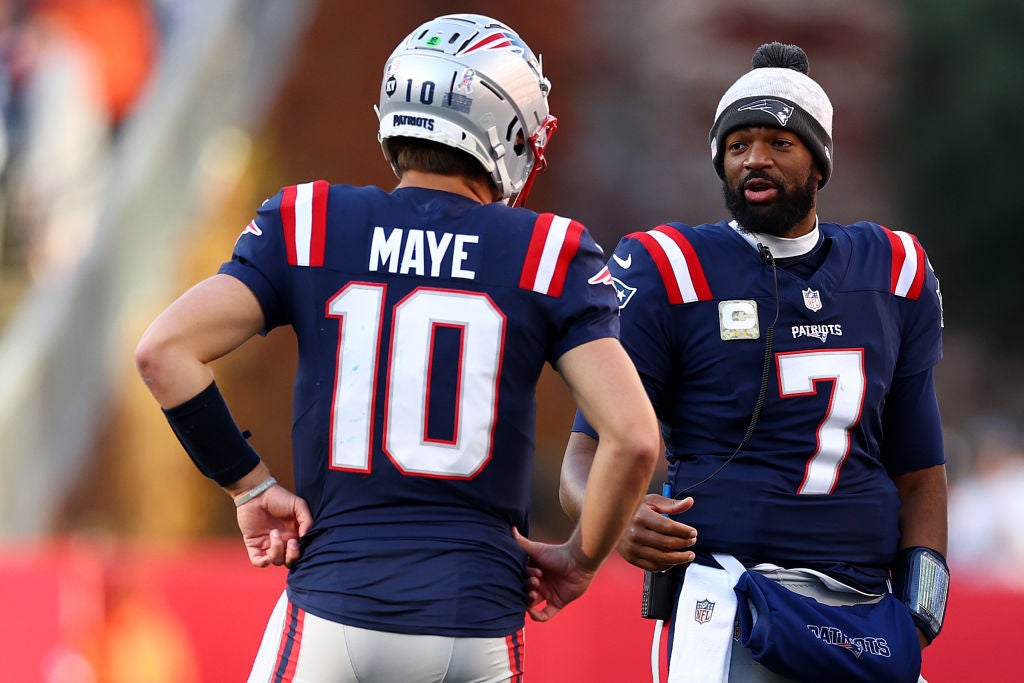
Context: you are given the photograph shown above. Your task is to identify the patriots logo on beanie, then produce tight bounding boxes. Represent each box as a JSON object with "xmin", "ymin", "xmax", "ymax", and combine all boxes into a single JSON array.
[
  {"xmin": 709, "ymin": 42, "xmax": 834, "ymax": 188},
  {"xmin": 736, "ymin": 99, "xmax": 795, "ymax": 126}
]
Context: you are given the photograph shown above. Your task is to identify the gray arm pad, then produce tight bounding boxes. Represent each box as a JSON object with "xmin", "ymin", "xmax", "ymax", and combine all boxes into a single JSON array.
[{"xmin": 893, "ymin": 546, "xmax": 949, "ymax": 643}]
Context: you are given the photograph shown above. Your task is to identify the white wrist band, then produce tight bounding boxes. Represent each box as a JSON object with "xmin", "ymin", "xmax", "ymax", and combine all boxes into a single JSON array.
[{"xmin": 233, "ymin": 476, "xmax": 277, "ymax": 507}]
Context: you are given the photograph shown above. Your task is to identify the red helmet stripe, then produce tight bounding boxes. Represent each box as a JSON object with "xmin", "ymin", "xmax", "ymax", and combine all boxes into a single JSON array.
[{"xmin": 461, "ymin": 32, "xmax": 513, "ymax": 55}]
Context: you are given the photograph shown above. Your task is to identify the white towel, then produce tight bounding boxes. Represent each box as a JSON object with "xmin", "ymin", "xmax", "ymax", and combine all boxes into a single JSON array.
[{"xmin": 662, "ymin": 554, "xmax": 747, "ymax": 683}]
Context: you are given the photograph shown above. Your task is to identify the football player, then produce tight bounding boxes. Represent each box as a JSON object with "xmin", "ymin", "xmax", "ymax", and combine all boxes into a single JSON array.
[
  {"xmin": 560, "ymin": 42, "xmax": 948, "ymax": 682},
  {"xmin": 135, "ymin": 14, "xmax": 659, "ymax": 683}
]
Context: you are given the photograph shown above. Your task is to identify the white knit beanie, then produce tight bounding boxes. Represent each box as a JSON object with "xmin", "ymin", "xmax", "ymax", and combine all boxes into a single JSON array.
[{"xmin": 709, "ymin": 43, "xmax": 834, "ymax": 187}]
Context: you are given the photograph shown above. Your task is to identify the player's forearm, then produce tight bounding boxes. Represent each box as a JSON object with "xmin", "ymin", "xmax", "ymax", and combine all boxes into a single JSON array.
[
  {"xmin": 555, "ymin": 338, "xmax": 659, "ymax": 565},
  {"xmin": 893, "ymin": 463, "xmax": 948, "ymax": 555},
  {"xmin": 559, "ymin": 432, "xmax": 598, "ymax": 523},
  {"xmin": 575, "ymin": 434, "xmax": 658, "ymax": 568}
]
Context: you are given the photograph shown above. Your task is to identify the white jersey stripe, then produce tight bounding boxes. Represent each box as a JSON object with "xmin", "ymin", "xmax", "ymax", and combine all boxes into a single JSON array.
[
  {"xmin": 649, "ymin": 229, "xmax": 699, "ymax": 303},
  {"xmin": 532, "ymin": 215, "xmax": 571, "ymax": 294},
  {"xmin": 294, "ymin": 182, "xmax": 315, "ymax": 267},
  {"xmin": 893, "ymin": 230, "xmax": 918, "ymax": 298}
]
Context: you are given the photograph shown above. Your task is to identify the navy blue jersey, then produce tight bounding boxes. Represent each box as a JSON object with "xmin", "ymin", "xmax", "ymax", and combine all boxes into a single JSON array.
[
  {"xmin": 601, "ymin": 220, "xmax": 943, "ymax": 591},
  {"xmin": 220, "ymin": 182, "xmax": 618, "ymax": 636}
]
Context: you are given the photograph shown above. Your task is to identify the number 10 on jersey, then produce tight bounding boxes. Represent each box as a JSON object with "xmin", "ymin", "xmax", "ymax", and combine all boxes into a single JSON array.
[{"xmin": 326, "ymin": 283, "xmax": 506, "ymax": 479}]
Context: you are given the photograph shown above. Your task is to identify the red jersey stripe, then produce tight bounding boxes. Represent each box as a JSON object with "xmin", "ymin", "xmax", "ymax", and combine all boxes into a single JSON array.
[
  {"xmin": 281, "ymin": 185, "xmax": 298, "ymax": 266},
  {"xmin": 519, "ymin": 214, "xmax": 581, "ymax": 296},
  {"xmin": 627, "ymin": 226, "xmax": 712, "ymax": 303},
  {"xmin": 519, "ymin": 213, "xmax": 551, "ymax": 291},
  {"xmin": 629, "ymin": 231, "xmax": 682, "ymax": 303},
  {"xmin": 659, "ymin": 226, "xmax": 712, "ymax": 301},
  {"xmin": 883, "ymin": 226, "xmax": 905, "ymax": 294},
  {"xmin": 883, "ymin": 226, "xmax": 926, "ymax": 299},
  {"xmin": 547, "ymin": 219, "xmax": 584, "ymax": 297}
]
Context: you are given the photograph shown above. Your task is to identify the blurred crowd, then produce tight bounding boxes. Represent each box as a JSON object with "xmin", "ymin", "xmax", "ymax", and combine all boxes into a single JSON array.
[
  {"xmin": 947, "ymin": 416, "xmax": 1024, "ymax": 589},
  {"xmin": 0, "ymin": 0, "xmax": 157, "ymax": 278}
]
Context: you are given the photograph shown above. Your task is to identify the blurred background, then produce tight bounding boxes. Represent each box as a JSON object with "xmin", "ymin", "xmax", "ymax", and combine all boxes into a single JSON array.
[{"xmin": 0, "ymin": 0, "xmax": 1020, "ymax": 680}]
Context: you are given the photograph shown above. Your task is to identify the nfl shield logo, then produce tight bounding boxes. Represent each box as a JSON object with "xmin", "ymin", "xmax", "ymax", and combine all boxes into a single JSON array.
[
  {"xmin": 802, "ymin": 288, "xmax": 822, "ymax": 312},
  {"xmin": 694, "ymin": 599, "xmax": 715, "ymax": 624}
]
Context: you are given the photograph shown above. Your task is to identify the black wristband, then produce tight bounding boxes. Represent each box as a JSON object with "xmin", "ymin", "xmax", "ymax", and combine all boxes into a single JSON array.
[{"xmin": 163, "ymin": 381, "xmax": 260, "ymax": 486}]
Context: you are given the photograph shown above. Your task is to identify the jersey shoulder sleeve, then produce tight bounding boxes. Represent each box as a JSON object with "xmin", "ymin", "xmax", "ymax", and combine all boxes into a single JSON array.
[
  {"xmin": 845, "ymin": 221, "xmax": 944, "ymax": 375},
  {"xmin": 879, "ymin": 223, "xmax": 929, "ymax": 300},
  {"xmin": 610, "ymin": 222, "xmax": 714, "ymax": 305},
  {"xmin": 270, "ymin": 179, "xmax": 333, "ymax": 268},
  {"xmin": 512, "ymin": 210, "xmax": 619, "ymax": 360},
  {"xmin": 220, "ymin": 179, "xmax": 368, "ymax": 328},
  {"xmin": 844, "ymin": 221, "xmax": 933, "ymax": 300},
  {"xmin": 517, "ymin": 212, "xmax": 591, "ymax": 297},
  {"xmin": 229, "ymin": 179, "xmax": 340, "ymax": 266}
]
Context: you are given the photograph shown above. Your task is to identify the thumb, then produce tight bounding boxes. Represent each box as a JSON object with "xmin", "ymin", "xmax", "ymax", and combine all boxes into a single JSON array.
[
  {"xmin": 294, "ymin": 497, "xmax": 314, "ymax": 536},
  {"xmin": 651, "ymin": 495, "xmax": 695, "ymax": 516},
  {"xmin": 512, "ymin": 527, "xmax": 537, "ymax": 555}
]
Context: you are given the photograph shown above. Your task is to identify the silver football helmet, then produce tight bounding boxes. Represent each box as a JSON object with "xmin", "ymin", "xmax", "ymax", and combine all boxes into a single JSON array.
[{"xmin": 376, "ymin": 14, "xmax": 557, "ymax": 206}]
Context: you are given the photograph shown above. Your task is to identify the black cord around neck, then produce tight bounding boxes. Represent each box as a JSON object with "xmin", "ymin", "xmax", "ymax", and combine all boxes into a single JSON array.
[{"xmin": 675, "ymin": 244, "xmax": 779, "ymax": 497}]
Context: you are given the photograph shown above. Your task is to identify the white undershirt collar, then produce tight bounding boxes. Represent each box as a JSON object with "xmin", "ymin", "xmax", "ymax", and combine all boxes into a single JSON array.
[{"xmin": 729, "ymin": 216, "xmax": 820, "ymax": 259}]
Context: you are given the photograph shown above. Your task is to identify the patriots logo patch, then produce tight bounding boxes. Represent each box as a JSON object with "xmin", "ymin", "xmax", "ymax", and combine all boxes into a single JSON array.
[
  {"xmin": 737, "ymin": 99, "xmax": 794, "ymax": 126},
  {"xmin": 612, "ymin": 277, "xmax": 637, "ymax": 309}
]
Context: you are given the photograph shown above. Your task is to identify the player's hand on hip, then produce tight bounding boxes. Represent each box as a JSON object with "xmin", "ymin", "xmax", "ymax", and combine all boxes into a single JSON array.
[
  {"xmin": 236, "ymin": 484, "xmax": 313, "ymax": 569},
  {"xmin": 513, "ymin": 527, "xmax": 596, "ymax": 623},
  {"xmin": 617, "ymin": 494, "xmax": 697, "ymax": 572}
]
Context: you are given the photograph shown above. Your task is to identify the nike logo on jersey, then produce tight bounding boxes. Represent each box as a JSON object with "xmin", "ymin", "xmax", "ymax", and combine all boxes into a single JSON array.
[
  {"xmin": 369, "ymin": 226, "xmax": 479, "ymax": 280},
  {"xmin": 612, "ymin": 252, "xmax": 632, "ymax": 269}
]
